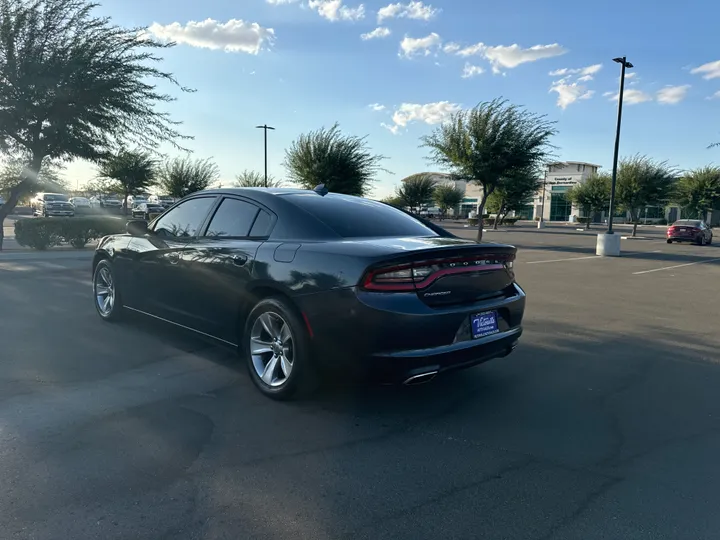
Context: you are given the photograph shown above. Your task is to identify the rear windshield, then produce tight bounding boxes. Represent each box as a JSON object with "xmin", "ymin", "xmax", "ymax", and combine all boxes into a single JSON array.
[
  {"xmin": 674, "ymin": 220, "xmax": 700, "ymax": 227},
  {"xmin": 44, "ymin": 194, "xmax": 68, "ymax": 201},
  {"xmin": 284, "ymin": 193, "xmax": 438, "ymax": 238}
]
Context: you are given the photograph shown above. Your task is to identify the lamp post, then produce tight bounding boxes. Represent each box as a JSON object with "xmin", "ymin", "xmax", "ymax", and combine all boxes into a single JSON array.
[
  {"xmin": 255, "ymin": 124, "xmax": 275, "ymax": 188},
  {"xmin": 597, "ymin": 56, "xmax": 633, "ymax": 256},
  {"xmin": 537, "ymin": 168, "xmax": 548, "ymax": 229}
]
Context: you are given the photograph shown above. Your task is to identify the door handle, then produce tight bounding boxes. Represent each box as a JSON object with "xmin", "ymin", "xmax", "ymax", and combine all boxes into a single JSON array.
[
  {"xmin": 232, "ymin": 255, "xmax": 248, "ymax": 266},
  {"xmin": 168, "ymin": 253, "xmax": 180, "ymax": 265}
]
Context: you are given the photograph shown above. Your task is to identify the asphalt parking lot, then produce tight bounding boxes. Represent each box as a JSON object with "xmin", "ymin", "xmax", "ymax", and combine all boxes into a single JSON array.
[{"xmin": 1, "ymin": 223, "xmax": 719, "ymax": 540}]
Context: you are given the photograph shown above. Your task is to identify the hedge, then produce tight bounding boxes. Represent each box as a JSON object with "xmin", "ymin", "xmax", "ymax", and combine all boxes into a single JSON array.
[{"xmin": 14, "ymin": 217, "xmax": 126, "ymax": 250}]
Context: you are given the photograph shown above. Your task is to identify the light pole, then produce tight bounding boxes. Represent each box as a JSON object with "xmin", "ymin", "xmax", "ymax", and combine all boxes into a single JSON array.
[
  {"xmin": 537, "ymin": 167, "xmax": 548, "ymax": 229},
  {"xmin": 597, "ymin": 56, "xmax": 633, "ymax": 256},
  {"xmin": 255, "ymin": 124, "xmax": 275, "ymax": 188}
]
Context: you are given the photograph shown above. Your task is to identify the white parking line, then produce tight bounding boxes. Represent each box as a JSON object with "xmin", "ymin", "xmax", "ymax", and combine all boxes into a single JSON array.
[
  {"xmin": 632, "ymin": 257, "xmax": 720, "ymax": 275},
  {"xmin": 527, "ymin": 255, "xmax": 599, "ymax": 264}
]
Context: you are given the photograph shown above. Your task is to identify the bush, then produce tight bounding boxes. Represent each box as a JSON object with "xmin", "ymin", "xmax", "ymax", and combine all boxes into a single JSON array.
[
  {"xmin": 658, "ymin": 218, "xmax": 668, "ymax": 225},
  {"xmin": 468, "ymin": 217, "xmax": 478, "ymax": 226},
  {"xmin": 501, "ymin": 218, "xmax": 519, "ymax": 225},
  {"xmin": 14, "ymin": 217, "xmax": 126, "ymax": 250},
  {"xmin": 577, "ymin": 217, "xmax": 591, "ymax": 224}
]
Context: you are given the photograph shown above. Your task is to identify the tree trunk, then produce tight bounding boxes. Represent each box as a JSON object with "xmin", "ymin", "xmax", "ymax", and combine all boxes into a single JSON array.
[
  {"xmin": 631, "ymin": 211, "xmax": 638, "ymax": 237},
  {"xmin": 0, "ymin": 154, "xmax": 44, "ymax": 251},
  {"xmin": 476, "ymin": 196, "xmax": 489, "ymax": 243}
]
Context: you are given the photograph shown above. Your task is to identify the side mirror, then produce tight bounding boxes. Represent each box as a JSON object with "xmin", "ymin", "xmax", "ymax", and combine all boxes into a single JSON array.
[{"xmin": 126, "ymin": 219, "xmax": 149, "ymax": 236}]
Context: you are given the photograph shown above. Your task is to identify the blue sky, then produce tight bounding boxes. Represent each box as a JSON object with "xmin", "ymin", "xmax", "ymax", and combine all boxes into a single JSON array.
[{"xmin": 66, "ymin": 0, "xmax": 720, "ymax": 198}]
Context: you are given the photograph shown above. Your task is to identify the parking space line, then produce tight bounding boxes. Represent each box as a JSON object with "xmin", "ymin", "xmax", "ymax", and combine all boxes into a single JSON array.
[
  {"xmin": 632, "ymin": 257, "xmax": 720, "ymax": 275},
  {"xmin": 526, "ymin": 255, "xmax": 598, "ymax": 264}
]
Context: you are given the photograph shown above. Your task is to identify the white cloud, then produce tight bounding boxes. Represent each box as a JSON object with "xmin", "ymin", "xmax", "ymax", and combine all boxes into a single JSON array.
[
  {"xmin": 384, "ymin": 101, "xmax": 461, "ymax": 134},
  {"xmin": 549, "ymin": 63, "xmax": 602, "ymax": 80},
  {"xmin": 449, "ymin": 42, "xmax": 567, "ymax": 73},
  {"xmin": 656, "ymin": 85, "xmax": 690, "ymax": 104},
  {"xmin": 443, "ymin": 42, "xmax": 460, "ymax": 54},
  {"xmin": 690, "ymin": 60, "xmax": 720, "ymax": 80},
  {"xmin": 369, "ymin": 103, "xmax": 386, "ymax": 111},
  {"xmin": 624, "ymin": 72, "xmax": 636, "ymax": 79},
  {"xmin": 606, "ymin": 88, "xmax": 653, "ymax": 104},
  {"xmin": 399, "ymin": 32, "xmax": 441, "ymax": 58},
  {"xmin": 377, "ymin": 1, "xmax": 439, "ymax": 22},
  {"xmin": 148, "ymin": 19, "xmax": 274, "ymax": 54},
  {"xmin": 549, "ymin": 81, "xmax": 593, "ymax": 109},
  {"xmin": 461, "ymin": 63, "xmax": 484, "ymax": 79},
  {"xmin": 361, "ymin": 26, "xmax": 391, "ymax": 40},
  {"xmin": 709, "ymin": 90, "xmax": 720, "ymax": 100},
  {"xmin": 308, "ymin": 0, "xmax": 365, "ymax": 21}
]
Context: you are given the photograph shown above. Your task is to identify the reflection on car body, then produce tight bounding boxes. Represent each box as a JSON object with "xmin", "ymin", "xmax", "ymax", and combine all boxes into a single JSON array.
[{"xmin": 91, "ymin": 187, "xmax": 526, "ymax": 400}]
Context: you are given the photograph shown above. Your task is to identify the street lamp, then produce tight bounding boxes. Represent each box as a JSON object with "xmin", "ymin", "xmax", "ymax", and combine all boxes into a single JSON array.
[
  {"xmin": 537, "ymin": 167, "xmax": 548, "ymax": 229},
  {"xmin": 255, "ymin": 124, "xmax": 275, "ymax": 188},
  {"xmin": 597, "ymin": 56, "xmax": 633, "ymax": 257}
]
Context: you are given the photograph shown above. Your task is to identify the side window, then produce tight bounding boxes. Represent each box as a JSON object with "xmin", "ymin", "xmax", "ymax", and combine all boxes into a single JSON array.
[
  {"xmin": 249, "ymin": 209, "xmax": 273, "ymax": 237},
  {"xmin": 205, "ymin": 198, "xmax": 260, "ymax": 238},
  {"xmin": 153, "ymin": 197, "xmax": 215, "ymax": 239}
]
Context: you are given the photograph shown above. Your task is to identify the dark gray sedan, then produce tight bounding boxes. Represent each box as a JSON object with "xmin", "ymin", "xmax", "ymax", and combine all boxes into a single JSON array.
[{"xmin": 91, "ymin": 187, "xmax": 526, "ymax": 399}]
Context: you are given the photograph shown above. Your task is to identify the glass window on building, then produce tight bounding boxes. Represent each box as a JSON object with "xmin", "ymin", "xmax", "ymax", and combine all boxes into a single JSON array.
[
  {"xmin": 549, "ymin": 186, "xmax": 571, "ymax": 221},
  {"xmin": 643, "ymin": 206, "xmax": 664, "ymax": 219},
  {"xmin": 515, "ymin": 205, "xmax": 534, "ymax": 220}
]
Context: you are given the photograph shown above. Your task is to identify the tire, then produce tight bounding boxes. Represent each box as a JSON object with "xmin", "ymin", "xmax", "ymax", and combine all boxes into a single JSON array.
[
  {"xmin": 243, "ymin": 297, "xmax": 317, "ymax": 400},
  {"xmin": 708, "ymin": 235, "xmax": 713, "ymax": 245},
  {"xmin": 144, "ymin": 213, "xmax": 150, "ymax": 220},
  {"xmin": 698, "ymin": 236, "xmax": 705, "ymax": 246},
  {"xmin": 92, "ymin": 259, "xmax": 123, "ymax": 321},
  {"xmin": 666, "ymin": 239, "xmax": 672, "ymax": 244}
]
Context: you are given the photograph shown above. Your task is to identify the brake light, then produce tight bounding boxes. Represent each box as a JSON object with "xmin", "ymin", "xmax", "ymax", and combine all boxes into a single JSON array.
[{"xmin": 361, "ymin": 254, "xmax": 514, "ymax": 292}]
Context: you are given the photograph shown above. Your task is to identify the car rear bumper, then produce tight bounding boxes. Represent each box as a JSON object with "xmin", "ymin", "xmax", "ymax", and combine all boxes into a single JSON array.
[
  {"xmin": 296, "ymin": 283, "xmax": 526, "ymax": 383},
  {"xmin": 45, "ymin": 210, "xmax": 74, "ymax": 216},
  {"xmin": 667, "ymin": 235, "xmax": 697, "ymax": 241}
]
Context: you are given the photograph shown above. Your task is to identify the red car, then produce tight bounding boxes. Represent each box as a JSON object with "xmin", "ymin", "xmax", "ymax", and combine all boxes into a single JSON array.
[{"xmin": 666, "ymin": 220, "xmax": 713, "ymax": 245}]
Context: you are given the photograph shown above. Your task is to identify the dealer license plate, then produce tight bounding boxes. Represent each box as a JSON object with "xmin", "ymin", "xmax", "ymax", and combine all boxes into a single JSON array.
[{"xmin": 471, "ymin": 311, "xmax": 499, "ymax": 339}]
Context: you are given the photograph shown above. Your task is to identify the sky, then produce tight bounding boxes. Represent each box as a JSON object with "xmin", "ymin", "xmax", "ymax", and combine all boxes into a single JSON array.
[{"xmin": 64, "ymin": 0, "xmax": 720, "ymax": 198}]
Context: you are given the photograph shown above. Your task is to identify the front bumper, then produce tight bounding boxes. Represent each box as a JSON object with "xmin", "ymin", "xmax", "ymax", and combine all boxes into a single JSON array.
[{"xmin": 45, "ymin": 210, "xmax": 74, "ymax": 216}]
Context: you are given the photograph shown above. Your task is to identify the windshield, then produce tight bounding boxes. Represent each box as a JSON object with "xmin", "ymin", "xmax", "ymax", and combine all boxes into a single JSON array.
[{"xmin": 44, "ymin": 194, "xmax": 68, "ymax": 201}]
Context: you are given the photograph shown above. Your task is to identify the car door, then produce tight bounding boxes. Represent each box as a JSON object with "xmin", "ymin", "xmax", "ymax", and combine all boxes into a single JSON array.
[
  {"xmin": 127, "ymin": 196, "xmax": 217, "ymax": 319},
  {"xmin": 176, "ymin": 196, "xmax": 276, "ymax": 342}
]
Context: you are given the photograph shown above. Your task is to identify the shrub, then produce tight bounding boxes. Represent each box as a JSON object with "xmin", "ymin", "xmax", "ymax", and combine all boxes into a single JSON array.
[
  {"xmin": 468, "ymin": 217, "xmax": 479, "ymax": 226},
  {"xmin": 501, "ymin": 218, "xmax": 519, "ymax": 225},
  {"xmin": 577, "ymin": 217, "xmax": 591, "ymax": 224},
  {"xmin": 14, "ymin": 217, "xmax": 126, "ymax": 250},
  {"xmin": 658, "ymin": 218, "xmax": 668, "ymax": 225}
]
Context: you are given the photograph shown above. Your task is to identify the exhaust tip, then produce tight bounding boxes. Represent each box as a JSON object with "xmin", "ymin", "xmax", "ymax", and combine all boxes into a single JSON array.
[{"xmin": 403, "ymin": 370, "xmax": 439, "ymax": 386}]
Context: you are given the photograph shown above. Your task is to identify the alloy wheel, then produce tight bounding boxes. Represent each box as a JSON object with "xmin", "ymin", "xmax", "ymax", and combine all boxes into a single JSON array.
[
  {"xmin": 94, "ymin": 266, "xmax": 115, "ymax": 316},
  {"xmin": 250, "ymin": 312, "xmax": 294, "ymax": 387}
]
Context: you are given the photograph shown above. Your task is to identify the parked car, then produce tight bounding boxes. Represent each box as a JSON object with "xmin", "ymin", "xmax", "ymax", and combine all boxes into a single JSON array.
[
  {"xmin": 91, "ymin": 187, "xmax": 525, "ymax": 400},
  {"xmin": 131, "ymin": 202, "xmax": 166, "ymax": 220},
  {"xmin": 666, "ymin": 220, "xmax": 713, "ymax": 245},
  {"xmin": 69, "ymin": 197, "xmax": 91, "ymax": 211},
  {"xmin": 124, "ymin": 195, "xmax": 148, "ymax": 209},
  {"xmin": 91, "ymin": 195, "xmax": 122, "ymax": 209},
  {"xmin": 148, "ymin": 194, "xmax": 175, "ymax": 208},
  {"xmin": 31, "ymin": 193, "xmax": 74, "ymax": 217}
]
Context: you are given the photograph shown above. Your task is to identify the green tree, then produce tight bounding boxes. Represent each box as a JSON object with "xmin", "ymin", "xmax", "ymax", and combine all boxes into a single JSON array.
[
  {"xmin": 0, "ymin": 0, "xmax": 190, "ymax": 249},
  {"xmin": 486, "ymin": 169, "xmax": 541, "ymax": 229},
  {"xmin": 395, "ymin": 174, "xmax": 437, "ymax": 214},
  {"xmin": 615, "ymin": 155, "xmax": 677, "ymax": 237},
  {"xmin": 380, "ymin": 194, "xmax": 405, "ymax": 208},
  {"xmin": 0, "ymin": 156, "xmax": 67, "ymax": 204},
  {"xmin": 97, "ymin": 150, "xmax": 157, "ymax": 213},
  {"xmin": 157, "ymin": 156, "xmax": 219, "ymax": 198},
  {"xmin": 566, "ymin": 173, "xmax": 611, "ymax": 230},
  {"xmin": 422, "ymin": 99, "xmax": 556, "ymax": 242},
  {"xmin": 284, "ymin": 123, "xmax": 387, "ymax": 196},
  {"xmin": 234, "ymin": 169, "xmax": 284, "ymax": 188},
  {"xmin": 673, "ymin": 166, "xmax": 720, "ymax": 220},
  {"xmin": 433, "ymin": 183, "xmax": 465, "ymax": 220}
]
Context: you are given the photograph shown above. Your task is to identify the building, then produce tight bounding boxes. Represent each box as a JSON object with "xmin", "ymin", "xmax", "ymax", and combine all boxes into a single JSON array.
[{"xmin": 533, "ymin": 162, "xmax": 601, "ymax": 222}]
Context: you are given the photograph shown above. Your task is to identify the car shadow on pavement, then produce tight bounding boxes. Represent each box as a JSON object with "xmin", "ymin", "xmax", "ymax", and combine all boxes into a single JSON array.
[{"xmin": 517, "ymin": 243, "xmax": 720, "ymax": 263}]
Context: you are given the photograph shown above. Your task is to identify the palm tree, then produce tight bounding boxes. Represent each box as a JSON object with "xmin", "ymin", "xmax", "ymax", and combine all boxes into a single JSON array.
[
  {"xmin": 284, "ymin": 123, "xmax": 388, "ymax": 196},
  {"xmin": 156, "ymin": 156, "xmax": 219, "ymax": 198},
  {"xmin": 234, "ymin": 170, "xmax": 284, "ymax": 188},
  {"xmin": 97, "ymin": 149, "xmax": 157, "ymax": 214},
  {"xmin": 422, "ymin": 99, "xmax": 556, "ymax": 242},
  {"xmin": 395, "ymin": 174, "xmax": 437, "ymax": 214}
]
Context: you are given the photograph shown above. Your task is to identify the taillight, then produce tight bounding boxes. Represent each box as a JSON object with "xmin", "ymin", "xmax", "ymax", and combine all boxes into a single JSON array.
[{"xmin": 361, "ymin": 254, "xmax": 514, "ymax": 292}]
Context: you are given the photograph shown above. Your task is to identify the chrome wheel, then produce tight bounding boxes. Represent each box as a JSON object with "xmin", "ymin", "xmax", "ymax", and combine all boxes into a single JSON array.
[
  {"xmin": 250, "ymin": 312, "xmax": 294, "ymax": 387},
  {"xmin": 94, "ymin": 265, "xmax": 115, "ymax": 316}
]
